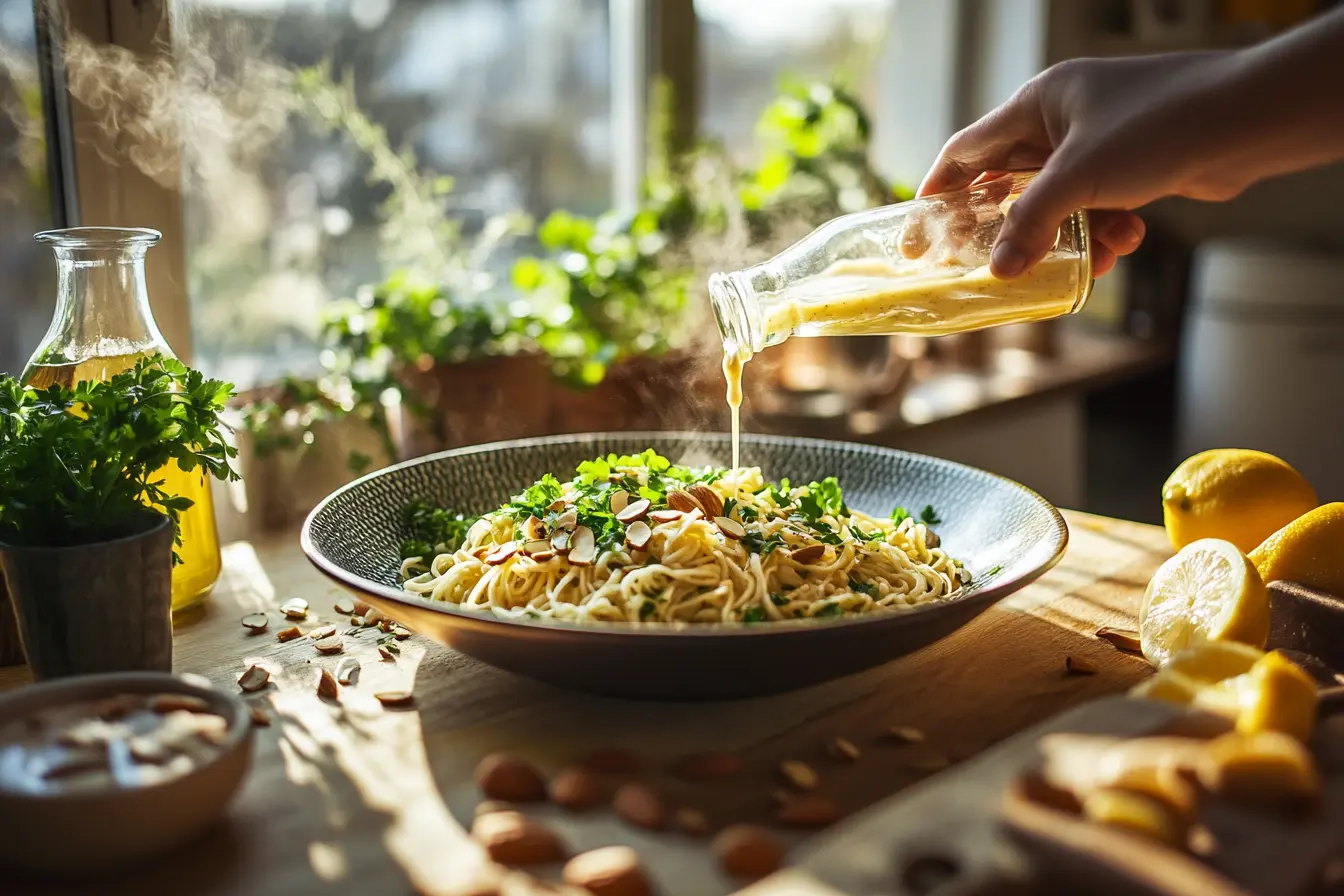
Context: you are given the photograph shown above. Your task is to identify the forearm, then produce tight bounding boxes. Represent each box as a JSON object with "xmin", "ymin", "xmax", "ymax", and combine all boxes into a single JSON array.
[{"xmin": 1212, "ymin": 8, "xmax": 1344, "ymax": 183}]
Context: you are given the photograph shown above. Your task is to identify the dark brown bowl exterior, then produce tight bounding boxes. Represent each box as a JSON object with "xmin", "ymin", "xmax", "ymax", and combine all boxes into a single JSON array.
[{"xmin": 302, "ymin": 433, "xmax": 1068, "ymax": 700}]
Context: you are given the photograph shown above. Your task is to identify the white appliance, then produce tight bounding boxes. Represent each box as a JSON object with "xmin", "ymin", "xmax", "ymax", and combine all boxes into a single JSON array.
[{"xmin": 1178, "ymin": 240, "xmax": 1344, "ymax": 501}]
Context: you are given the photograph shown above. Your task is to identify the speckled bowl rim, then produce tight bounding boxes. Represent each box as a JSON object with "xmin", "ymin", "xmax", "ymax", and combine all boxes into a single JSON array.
[
  {"xmin": 301, "ymin": 431, "xmax": 1069, "ymax": 639},
  {"xmin": 0, "ymin": 671, "xmax": 252, "ymax": 802}
]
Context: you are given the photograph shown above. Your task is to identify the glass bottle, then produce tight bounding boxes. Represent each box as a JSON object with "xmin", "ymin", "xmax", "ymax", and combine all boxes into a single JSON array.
[
  {"xmin": 708, "ymin": 171, "xmax": 1093, "ymax": 355},
  {"xmin": 22, "ymin": 227, "xmax": 222, "ymax": 617}
]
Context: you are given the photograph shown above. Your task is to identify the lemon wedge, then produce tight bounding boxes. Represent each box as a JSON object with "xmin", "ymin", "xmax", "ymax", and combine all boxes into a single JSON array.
[
  {"xmin": 1139, "ymin": 538, "xmax": 1269, "ymax": 667},
  {"xmin": 1192, "ymin": 650, "xmax": 1319, "ymax": 742},
  {"xmin": 1196, "ymin": 730, "xmax": 1320, "ymax": 809},
  {"xmin": 1163, "ymin": 640, "xmax": 1264, "ymax": 684}
]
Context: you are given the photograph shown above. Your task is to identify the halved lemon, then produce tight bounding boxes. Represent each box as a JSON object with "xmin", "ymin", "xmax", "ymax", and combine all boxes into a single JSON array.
[{"xmin": 1139, "ymin": 538, "xmax": 1269, "ymax": 667}]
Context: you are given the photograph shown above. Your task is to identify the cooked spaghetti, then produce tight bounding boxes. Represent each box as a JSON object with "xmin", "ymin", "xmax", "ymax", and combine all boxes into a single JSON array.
[{"xmin": 399, "ymin": 450, "xmax": 970, "ymax": 624}]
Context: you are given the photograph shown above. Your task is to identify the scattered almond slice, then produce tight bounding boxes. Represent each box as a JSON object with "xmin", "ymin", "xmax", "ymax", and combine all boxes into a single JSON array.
[
  {"xmin": 713, "ymin": 825, "xmax": 784, "ymax": 880},
  {"xmin": 375, "ymin": 690, "xmax": 414, "ymax": 708},
  {"xmin": 551, "ymin": 530, "xmax": 572, "ymax": 554},
  {"xmin": 238, "ymin": 665, "xmax": 270, "ymax": 692},
  {"xmin": 307, "ymin": 625, "xmax": 337, "ymax": 641},
  {"xmin": 351, "ymin": 599, "xmax": 370, "ymax": 616},
  {"xmin": 240, "ymin": 613, "xmax": 268, "ymax": 632},
  {"xmin": 1096, "ymin": 627, "xmax": 1143, "ymax": 653},
  {"xmin": 776, "ymin": 795, "xmax": 843, "ymax": 827},
  {"xmin": 378, "ymin": 645, "xmax": 396, "ymax": 661},
  {"xmin": 616, "ymin": 499, "xmax": 652, "ymax": 523},
  {"xmin": 363, "ymin": 608, "xmax": 383, "ymax": 627},
  {"xmin": 334, "ymin": 597, "xmax": 355, "ymax": 615},
  {"xmin": 649, "ymin": 509, "xmax": 683, "ymax": 524},
  {"xmin": 149, "ymin": 694, "xmax": 211, "ymax": 715},
  {"xmin": 249, "ymin": 706, "xmax": 271, "ymax": 727},
  {"xmin": 314, "ymin": 636, "xmax": 344, "ymax": 655},
  {"xmin": 276, "ymin": 626, "xmax": 302, "ymax": 643},
  {"xmin": 1066, "ymin": 656, "xmax": 1098, "ymax": 676},
  {"xmin": 393, "ymin": 627, "xmax": 412, "ymax": 640},
  {"xmin": 351, "ymin": 616, "xmax": 364, "ymax": 627},
  {"xmin": 789, "ymin": 544, "xmax": 826, "ymax": 565},
  {"xmin": 336, "ymin": 657, "xmax": 360, "ymax": 686},
  {"xmin": 485, "ymin": 543, "xmax": 518, "ymax": 566},
  {"xmin": 886, "ymin": 726, "xmax": 925, "ymax": 744},
  {"xmin": 826, "ymin": 737, "xmax": 861, "ymax": 763},
  {"xmin": 614, "ymin": 782, "xmax": 666, "ymax": 830},
  {"xmin": 523, "ymin": 515, "xmax": 548, "ymax": 541},
  {"xmin": 317, "ymin": 668, "xmax": 340, "ymax": 700},
  {"xmin": 625, "ymin": 520, "xmax": 653, "ymax": 551},
  {"xmin": 568, "ymin": 526, "xmax": 597, "ymax": 567},
  {"xmin": 608, "ymin": 490, "xmax": 630, "ymax": 514},
  {"xmin": 280, "ymin": 598, "xmax": 309, "ymax": 620},
  {"xmin": 715, "ymin": 517, "xmax": 745, "ymax": 540},
  {"xmin": 779, "ymin": 760, "xmax": 819, "ymax": 791},
  {"xmin": 523, "ymin": 540, "xmax": 554, "ymax": 560},
  {"xmin": 554, "ymin": 509, "xmax": 578, "ymax": 531}
]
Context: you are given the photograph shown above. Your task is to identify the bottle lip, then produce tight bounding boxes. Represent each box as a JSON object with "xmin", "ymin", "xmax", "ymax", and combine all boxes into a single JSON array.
[
  {"xmin": 35, "ymin": 227, "xmax": 162, "ymax": 247},
  {"xmin": 707, "ymin": 270, "xmax": 759, "ymax": 355}
]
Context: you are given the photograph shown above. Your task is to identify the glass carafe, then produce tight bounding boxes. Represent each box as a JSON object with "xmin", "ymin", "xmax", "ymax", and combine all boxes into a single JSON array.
[
  {"xmin": 709, "ymin": 171, "xmax": 1093, "ymax": 355},
  {"xmin": 22, "ymin": 228, "xmax": 222, "ymax": 617}
]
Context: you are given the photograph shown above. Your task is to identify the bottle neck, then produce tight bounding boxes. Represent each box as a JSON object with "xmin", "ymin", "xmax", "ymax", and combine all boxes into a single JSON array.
[
  {"xmin": 708, "ymin": 263, "xmax": 782, "ymax": 356},
  {"xmin": 28, "ymin": 232, "xmax": 170, "ymax": 370}
]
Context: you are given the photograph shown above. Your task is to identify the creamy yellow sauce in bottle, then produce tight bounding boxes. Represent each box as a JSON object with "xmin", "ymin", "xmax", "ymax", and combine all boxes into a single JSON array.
[{"xmin": 722, "ymin": 255, "xmax": 1085, "ymax": 469}]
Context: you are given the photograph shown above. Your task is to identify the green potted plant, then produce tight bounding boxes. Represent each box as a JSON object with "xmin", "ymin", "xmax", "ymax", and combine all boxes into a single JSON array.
[
  {"xmin": 0, "ymin": 357, "xmax": 239, "ymax": 679},
  {"xmin": 232, "ymin": 373, "xmax": 396, "ymax": 529}
]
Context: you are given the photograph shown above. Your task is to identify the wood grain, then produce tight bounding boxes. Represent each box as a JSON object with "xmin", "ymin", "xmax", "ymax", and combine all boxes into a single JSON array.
[{"xmin": 0, "ymin": 510, "xmax": 1170, "ymax": 895}]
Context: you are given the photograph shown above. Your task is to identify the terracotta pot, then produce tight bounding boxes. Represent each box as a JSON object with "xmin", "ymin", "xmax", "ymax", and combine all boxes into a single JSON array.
[
  {"xmin": 398, "ymin": 354, "xmax": 553, "ymax": 451},
  {"xmin": 0, "ymin": 513, "xmax": 174, "ymax": 680},
  {"xmin": 549, "ymin": 354, "xmax": 726, "ymax": 434}
]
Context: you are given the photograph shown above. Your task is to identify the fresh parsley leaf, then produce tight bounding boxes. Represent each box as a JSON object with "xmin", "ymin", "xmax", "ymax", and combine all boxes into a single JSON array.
[
  {"xmin": 639, "ymin": 601, "xmax": 657, "ymax": 620},
  {"xmin": 849, "ymin": 525, "xmax": 885, "ymax": 543},
  {"xmin": 920, "ymin": 505, "xmax": 942, "ymax": 526},
  {"xmin": 891, "ymin": 506, "xmax": 911, "ymax": 525},
  {"xmin": 742, "ymin": 606, "xmax": 765, "ymax": 623},
  {"xmin": 722, "ymin": 497, "xmax": 737, "ymax": 520},
  {"xmin": 848, "ymin": 578, "xmax": 877, "ymax": 597},
  {"xmin": 802, "ymin": 477, "xmax": 847, "ymax": 518},
  {"xmin": 814, "ymin": 603, "xmax": 844, "ymax": 618},
  {"xmin": 737, "ymin": 504, "xmax": 759, "ymax": 523},
  {"xmin": 986, "ymin": 564, "xmax": 1003, "ymax": 576},
  {"xmin": 741, "ymin": 530, "xmax": 787, "ymax": 555},
  {"xmin": 770, "ymin": 593, "xmax": 790, "ymax": 606},
  {"xmin": 0, "ymin": 356, "xmax": 239, "ymax": 561}
]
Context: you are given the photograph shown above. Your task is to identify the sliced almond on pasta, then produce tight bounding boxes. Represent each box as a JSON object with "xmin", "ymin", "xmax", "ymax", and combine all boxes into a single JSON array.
[
  {"xmin": 714, "ymin": 517, "xmax": 745, "ymax": 540},
  {"xmin": 485, "ymin": 543, "xmax": 518, "ymax": 566},
  {"xmin": 609, "ymin": 489, "xmax": 630, "ymax": 514},
  {"xmin": 649, "ymin": 509, "xmax": 684, "ymax": 524},
  {"xmin": 551, "ymin": 530, "xmax": 572, "ymax": 554},
  {"xmin": 568, "ymin": 526, "xmax": 597, "ymax": 566},
  {"xmin": 615, "ymin": 498, "xmax": 651, "ymax": 523},
  {"xmin": 688, "ymin": 485, "xmax": 724, "ymax": 519},
  {"xmin": 625, "ymin": 520, "xmax": 652, "ymax": 550},
  {"xmin": 789, "ymin": 544, "xmax": 826, "ymax": 565},
  {"xmin": 523, "ymin": 540, "xmax": 554, "ymax": 560},
  {"xmin": 666, "ymin": 490, "xmax": 699, "ymax": 514},
  {"xmin": 523, "ymin": 516, "xmax": 548, "ymax": 541},
  {"xmin": 554, "ymin": 509, "xmax": 578, "ymax": 531}
]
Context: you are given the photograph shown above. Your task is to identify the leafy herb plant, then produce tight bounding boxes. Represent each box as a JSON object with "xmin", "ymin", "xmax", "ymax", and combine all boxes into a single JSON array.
[{"xmin": 0, "ymin": 357, "xmax": 239, "ymax": 558}]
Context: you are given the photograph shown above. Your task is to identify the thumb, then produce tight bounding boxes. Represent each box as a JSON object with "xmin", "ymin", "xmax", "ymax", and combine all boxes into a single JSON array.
[{"xmin": 990, "ymin": 152, "xmax": 1091, "ymax": 278}]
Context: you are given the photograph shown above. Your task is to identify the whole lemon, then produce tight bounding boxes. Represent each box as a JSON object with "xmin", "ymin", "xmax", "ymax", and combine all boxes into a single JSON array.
[
  {"xmin": 1249, "ymin": 502, "xmax": 1344, "ymax": 597},
  {"xmin": 1162, "ymin": 450, "xmax": 1317, "ymax": 553}
]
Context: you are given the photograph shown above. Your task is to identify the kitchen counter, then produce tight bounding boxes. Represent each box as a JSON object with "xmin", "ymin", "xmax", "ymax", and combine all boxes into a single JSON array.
[{"xmin": 0, "ymin": 510, "xmax": 1170, "ymax": 895}]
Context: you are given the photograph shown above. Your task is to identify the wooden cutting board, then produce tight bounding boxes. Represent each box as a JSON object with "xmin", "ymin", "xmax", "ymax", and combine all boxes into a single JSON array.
[{"xmin": 740, "ymin": 695, "xmax": 1344, "ymax": 896}]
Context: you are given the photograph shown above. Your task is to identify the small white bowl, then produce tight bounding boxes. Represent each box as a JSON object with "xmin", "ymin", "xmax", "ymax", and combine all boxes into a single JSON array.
[{"xmin": 0, "ymin": 672, "xmax": 254, "ymax": 879}]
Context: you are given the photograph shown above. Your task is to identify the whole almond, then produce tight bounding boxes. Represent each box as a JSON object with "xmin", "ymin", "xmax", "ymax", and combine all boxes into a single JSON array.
[
  {"xmin": 713, "ymin": 825, "xmax": 784, "ymax": 879},
  {"xmin": 581, "ymin": 747, "xmax": 646, "ymax": 775},
  {"xmin": 476, "ymin": 753, "xmax": 547, "ymax": 802},
  {"xmin": 550, "ymin": 767, "xmax": 605, "ymax": 811},
  {"xmin": 471, "ymin": 811, "xmax": 565, "ymax": 866},
  {"xmin": 666, "ymin": 490, "xmax": 699, "ymax": 514},
  {"xmin": 613, "ymin": 782, "xmax": 666, "ymax": 830},
  {"xmin": 776, "ymin": 795, "xmax": 843, "ymax": 827},
  {"xmin": 563, "ymin": 845, "xmax": 650, "ymax": 896},
  {"xmin": 687, "ymin": 484, "xmax": 724, "ymax": 519},
  {"xmin": 672, "ymin": 752, "xmax": 742, "ymax": 781}
]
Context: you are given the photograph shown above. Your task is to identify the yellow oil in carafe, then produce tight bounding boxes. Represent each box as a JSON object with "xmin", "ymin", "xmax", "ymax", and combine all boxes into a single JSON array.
[{"xmin": 23, "ymin": 352, "xmax": 223, "ymax": 615}]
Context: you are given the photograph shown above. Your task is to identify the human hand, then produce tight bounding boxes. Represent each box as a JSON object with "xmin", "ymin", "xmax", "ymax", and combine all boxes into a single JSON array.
[{"xmin": 919, "ymin": 52, "xmax": 1246, "ymax": 278}]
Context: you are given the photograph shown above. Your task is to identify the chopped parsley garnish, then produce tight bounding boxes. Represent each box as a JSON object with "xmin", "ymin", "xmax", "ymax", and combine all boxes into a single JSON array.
[
  {"xmin": 737, "ymin": 504, "xmax": 759, "ymax": 523},
  {"xmin": 890, "ymin": 506, "xmax": 911, "ymax": 525},
  {"xmin": 770, "ymin": 593, "xmax": 790, "ymax": 606},
  {"xmin": 814, "ymin": 603, "xmax": 844, "ymax": 618},
  {"xmin": 722, "ymin": 497, "xmax": 737, "ymax": 520},
  {"xmin": 639, "ymin": 601, "xmax": 658, "ymax": 620},
  {"xmin": 797, "ymin": 477, "xmax": 847, "ymax": 520},
  {"xmin": 400, "ymin": 501, "xmax": 479, "ymax": 560},
  {"xmin": 848, "ymin": 578, "xmax": 877, "ymax": 597},
  {"xmin": 742, "ymin": 606, "xmax": 766, "ymax": 623},
  {"xmin": 920, "ymin": 505, "xmax": 942, "ymax": 526},
  {"xmin": 741, "ymin": 530, "xmax": 786, "ymax": 555},
  {"xmin": 986, "ymin": 564, "xmax": 1003, "ymax": 576}
]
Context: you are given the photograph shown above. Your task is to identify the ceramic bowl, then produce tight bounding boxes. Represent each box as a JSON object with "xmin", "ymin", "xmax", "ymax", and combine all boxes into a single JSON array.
[
  {"xmin": 302, "ymin": 432, "xmax": 1069, "ymax": 699},
  {"xmin": 0, "ymin": 672, "xmax": 253, "ymax": 879}
]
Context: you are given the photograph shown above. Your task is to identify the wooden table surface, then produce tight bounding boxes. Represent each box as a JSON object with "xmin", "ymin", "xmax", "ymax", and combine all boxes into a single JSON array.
[{"xmin": 1, "ymin": 510, "xmax": 1171, "ymax": 896}]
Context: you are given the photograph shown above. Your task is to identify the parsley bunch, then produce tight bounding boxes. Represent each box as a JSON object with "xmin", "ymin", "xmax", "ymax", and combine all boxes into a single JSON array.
[
  {"xmin": 400, "ymin": 500, "xmax": 479, "ymax": 560},
  {"xmin": 0, "ymin": 357, "xmax": 239, "ymax": 558}
]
